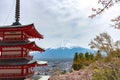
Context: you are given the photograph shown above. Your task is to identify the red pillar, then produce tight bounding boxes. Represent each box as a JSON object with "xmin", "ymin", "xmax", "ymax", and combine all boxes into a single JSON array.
[
  {"xmin": 21, "ymin": 66, "xmax": 24, "ymax": 76},
  {"xmin": 21, "ymin": 47, "xmax": 23, "ymax": 57}
]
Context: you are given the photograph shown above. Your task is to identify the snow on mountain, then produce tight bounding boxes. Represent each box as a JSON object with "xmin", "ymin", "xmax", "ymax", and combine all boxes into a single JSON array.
[{"xmin": 30, "ymin": 47, "xmax": 95, "ymax": 61}]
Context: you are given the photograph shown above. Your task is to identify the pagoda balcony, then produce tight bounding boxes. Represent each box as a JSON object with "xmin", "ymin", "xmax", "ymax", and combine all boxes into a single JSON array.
[
  {"xmin": 1, "ymin": 39, "xmax": 29, "ymax": 43},
  {"xmin": 0, "ymin": 55, "xmax": 33, "ymax": 60},
  {"xmin": 0, "ymin": 73, "xmax": 34, "ymax": 78},
  {"xmin": 0, "ymin": 62, "xmax": 37, "ymax": 78},
  {"xmin": 0, "ymin": 60, "xmax": 48, "ymax": 78}
]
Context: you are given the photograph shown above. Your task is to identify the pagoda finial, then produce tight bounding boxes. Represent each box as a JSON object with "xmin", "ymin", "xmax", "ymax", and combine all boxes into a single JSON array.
[{"xmin": 12, "ymin": 0, "xmax": 21, "ymax": 25}]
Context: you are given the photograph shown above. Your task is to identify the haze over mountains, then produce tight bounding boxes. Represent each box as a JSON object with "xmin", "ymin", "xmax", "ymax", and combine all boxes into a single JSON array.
[{"xmin": 30, "ymin": 47, "xmax": 95, "ymax": 61}]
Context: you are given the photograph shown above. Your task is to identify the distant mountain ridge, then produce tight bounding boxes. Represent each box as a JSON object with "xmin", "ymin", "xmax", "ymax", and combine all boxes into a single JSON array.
[{"xmin": 30, "ymin": 47, "xmax": 95, "ymax": 61}]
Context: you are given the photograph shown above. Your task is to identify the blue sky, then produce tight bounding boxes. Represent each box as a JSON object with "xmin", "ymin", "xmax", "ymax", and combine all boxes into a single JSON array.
[{"xmin": 0, "ymin": 0, "xmax": 120, "ymax": 49}]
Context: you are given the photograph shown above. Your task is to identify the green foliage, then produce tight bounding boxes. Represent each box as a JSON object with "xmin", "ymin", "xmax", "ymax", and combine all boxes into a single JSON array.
[
  {"xmin": 95, "ymin": 50, "xmax": 103, "ymax": 60},
  {"xmin": 79, "ymin": 53, "xmax": 84, "ymax": 59},
  {"xmin": 104, "ymin": 50, "xmax": 120, "ymax": 62},
  {"xmin": 72, "ymin": 52, "xmax": 81, "ymax": 70},
  {"xmin": 85, "ymin": 52, "xmax": 90, "ymax": 60},
  {"xmin": 72, "ymin": 52, "xmax": 100, "ymax": 70},
  {"xmin": 89, "ymin": 53, "xmax": 94, "ymax": 60},
  {"xmin": 88, "ymin": 32, "xmax": 120, "ymax": 80},
  {"xmin": 110, "ymin": 50, "xmax": 120, "ymax": 58},
  {"xmin": 73, "ymin": 52, "xmax": 80, "ymax": 61},
  {"xmin": 79, "ymin": 53, "xmax": 85, "ymax": 66},
  {"xmin": 92, "ymin": 57, "xmax": 120, "ymax": 80},
  {"xmin": 93, "ymin": 69, "xmax": 115, "ymax": 80}
]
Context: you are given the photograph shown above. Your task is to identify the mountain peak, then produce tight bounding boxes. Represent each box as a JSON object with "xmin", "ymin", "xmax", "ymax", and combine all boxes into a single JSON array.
[{"xmin": 30, "ymin": 47, "xmax": 95, "ymax": 61}]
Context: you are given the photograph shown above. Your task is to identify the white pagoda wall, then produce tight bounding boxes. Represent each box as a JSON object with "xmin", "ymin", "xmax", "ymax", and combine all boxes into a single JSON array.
[
  {"xmin": 4, "ymin": 31, "xmax": 22, "ymax": 39},
  {"xmin": 2, "ymin": 47, "xmax": 21, "ymax": 50},
  {"xmin": 4, "ymin": 31, "xmax": 21, "ymax": 34},
  {"xmin": 4, "ymin": 35, "xmax": 21, "ymax": 39},
  {"xmin": 0, "ymin": 69, "xmax": 21, "ymax": 74},
  {"xmin": 2, "ymin": 52, "xmax": 21, "ymax": 55},
  {"xmin": 2, "ymin": 47, "xmax": 21, "ymax": 55},
  {"xmin": 1, "ymin": 47, "xmax": 27, "ymax": 56}
]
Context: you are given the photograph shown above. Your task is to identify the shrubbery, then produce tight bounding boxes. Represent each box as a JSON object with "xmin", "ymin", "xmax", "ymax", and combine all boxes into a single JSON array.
[{"xmin": 92, "ymin": 58, "xmax": 120, "ymax": 80}]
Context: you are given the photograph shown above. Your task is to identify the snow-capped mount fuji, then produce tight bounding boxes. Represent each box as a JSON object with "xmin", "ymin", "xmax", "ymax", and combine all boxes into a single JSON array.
[{"xmin": 30, "ymin": 47, "xmax": 95, "ymax": 61}]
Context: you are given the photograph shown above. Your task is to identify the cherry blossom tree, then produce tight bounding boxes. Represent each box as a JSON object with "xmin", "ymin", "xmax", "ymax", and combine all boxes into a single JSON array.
[{"xmin": 89, "ymin": 0, "xmax": 120, "ymax": 29}]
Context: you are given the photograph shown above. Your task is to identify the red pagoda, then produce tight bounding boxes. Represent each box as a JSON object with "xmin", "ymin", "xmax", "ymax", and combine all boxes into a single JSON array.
[{"xmin": 0, "ymin": 0, "xmax": 47, "ymax": 80}]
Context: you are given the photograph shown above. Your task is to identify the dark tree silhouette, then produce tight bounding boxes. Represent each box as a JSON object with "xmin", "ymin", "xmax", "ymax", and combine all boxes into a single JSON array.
[{"xmin": 72, "ymin": 52, "xmax": 81, "ymax": 70}]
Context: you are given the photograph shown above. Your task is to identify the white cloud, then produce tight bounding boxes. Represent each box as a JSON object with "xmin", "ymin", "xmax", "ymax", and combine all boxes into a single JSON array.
[{"xmin": 0, "ymin": 0, "xmax": 120, "ymax": 49}]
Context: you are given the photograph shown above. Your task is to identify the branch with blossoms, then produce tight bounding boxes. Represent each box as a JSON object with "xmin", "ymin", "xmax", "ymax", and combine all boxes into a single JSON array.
[
  {"xmin": 89, "ymin": 0, "xmax": 113, "ymax": 18},
  {"xmin": 89, "ymin": 0, "xmax": 120, "ymax": 29},
  {"xmin": 111, "ymin": 16, "xmax": 120, "ymax": 29}
]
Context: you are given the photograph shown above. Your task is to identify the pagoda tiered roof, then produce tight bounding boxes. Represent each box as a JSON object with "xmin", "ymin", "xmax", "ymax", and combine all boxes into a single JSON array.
[
  {"xmin": 0, "ymin": 41, "xmax": 45, "ymax": 52},
  {"xmin": 0, "ymin": 24, "xmax": 43, "ymax": 39},
  {"xmin": 0, "ymin": 59, "xmax": 47, "ymax": 66}
]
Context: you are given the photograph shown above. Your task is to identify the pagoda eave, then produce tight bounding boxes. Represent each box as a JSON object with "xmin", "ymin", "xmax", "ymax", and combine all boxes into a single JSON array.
[
  {"xmin": 0, "ymin": 56, "xmax": 33, "ymax": 60},
  {"xmin": 0, "ymin": 24, "xmax": 43, "ymax": 39},
  {"xmin": 0, "ymin": 41, "xmax": 45, "ymax": 52},
  {"xmin": 36, "ymin": 61, "xmax": 48, "ymax": 66},
  {"xmin": 0, "ymin": 60, "xmax": 47, "ymax": 67}
]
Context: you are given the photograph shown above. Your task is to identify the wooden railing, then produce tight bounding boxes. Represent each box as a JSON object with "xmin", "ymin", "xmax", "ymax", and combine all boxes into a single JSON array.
[
  {"xmin": 0, "ymin": 73, "xmax": 34, "ymax": 78},
  {"xmin": 0, "ymin": 55, "xmax": 33, "ymax": 59},
  {"xmin": 0, "ymin": 73, "xmax": 24, "ymax": 78},
  {"xmin": 0, "ymin": 55, "xmax": 21, "ymax": 59}
]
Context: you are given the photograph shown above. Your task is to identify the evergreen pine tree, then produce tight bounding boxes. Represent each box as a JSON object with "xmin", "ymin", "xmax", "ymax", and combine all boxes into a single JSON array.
[
  {"xmin": 72, "ymin": 52, "xmax": 81, "ymax": 70},
  {"xmin": 85, "ymin": 52, "xmax": 90, "ymax": 60},
  {"xmin": 79, "ymin": 53, "xmax": 84, "ymax": 68}
]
